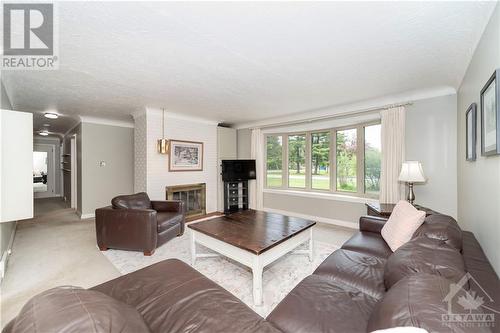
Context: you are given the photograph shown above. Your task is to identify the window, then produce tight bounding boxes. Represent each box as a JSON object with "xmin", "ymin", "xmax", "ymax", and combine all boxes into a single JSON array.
[
  {"xmin": 364, "ymin": 124, "xmax": 381, "ymax": 194},
  {"xmin": 311, "ymin": 132, "xmax": 330, "ymax": 190},
  {"xmin": 336, "ymin": 128, "xmax": 357, "ymax": 192},
  {"xmin": 264, "ymin": 120, "xmax": 381, "ymax": 198},
  {"xmin": 266, "ymin": 135, "xmax": 283, "ymax": 187},
  {"xmin": 288, "ymin": 134, "xmax": 306, "ymax": 188}
]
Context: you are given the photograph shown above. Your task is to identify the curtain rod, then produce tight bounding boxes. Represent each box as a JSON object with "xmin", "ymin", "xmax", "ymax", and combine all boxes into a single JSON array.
[{"xmin": 253, "ymin": 101, "xmax": 413, "ymax": 130}]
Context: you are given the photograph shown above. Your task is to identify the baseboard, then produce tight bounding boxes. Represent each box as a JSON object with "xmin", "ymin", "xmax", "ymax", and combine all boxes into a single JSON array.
[
  {"xmin": 77, "ymin": 211, "xmax": 95, "ymax": 220},
  {"xmin": 34, "ymin": 194, "xmax": 62, "ymax": 199},
  {"xmin": 262, "ymin": 207, "xmax": 359, "ymax": 230},
  {"xmin": 0, "ymin": 221, "xmax": 17, "ymax": 282}
]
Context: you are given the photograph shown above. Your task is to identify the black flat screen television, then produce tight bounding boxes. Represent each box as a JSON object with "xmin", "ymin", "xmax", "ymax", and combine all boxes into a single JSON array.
[{"xmin": 222, "ymin": 160, "xmax": 256, "ymax": 181}]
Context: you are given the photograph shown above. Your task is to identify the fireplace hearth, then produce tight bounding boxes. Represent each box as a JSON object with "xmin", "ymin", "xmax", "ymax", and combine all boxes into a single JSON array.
[{"xmin": 166, "ymin": 183, "xmax": 206, "ymax": 219}]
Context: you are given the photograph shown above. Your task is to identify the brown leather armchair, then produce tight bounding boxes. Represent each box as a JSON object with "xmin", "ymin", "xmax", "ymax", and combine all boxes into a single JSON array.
[{"xmin": 95, "ymin": 192, "xmax": 185, "ymax": 256}]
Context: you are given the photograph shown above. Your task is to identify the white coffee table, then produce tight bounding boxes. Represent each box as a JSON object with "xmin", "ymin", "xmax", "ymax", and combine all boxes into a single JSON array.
[{"xmin": 188, "ymin": 210, "xmax": 315, "ymax": 306}]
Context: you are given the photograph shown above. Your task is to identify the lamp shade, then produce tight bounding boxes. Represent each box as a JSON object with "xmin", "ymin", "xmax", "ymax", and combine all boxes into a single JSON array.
[{"xmin": 398, "ymin": 161, "xmax": 425, "ymax": 182}]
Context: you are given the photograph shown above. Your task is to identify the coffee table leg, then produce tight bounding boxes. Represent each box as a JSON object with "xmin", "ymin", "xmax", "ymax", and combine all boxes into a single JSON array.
[
  {"xmin": 252, "ymin": 256, "xmax": 263, "ymax": 306},
  {"xmin": 308, "ymin": 228, "xmax": 314, "ymax": 262},
  {"xmin": 190, "ymin": 231, "xmax": 196, "ymax": 266}
]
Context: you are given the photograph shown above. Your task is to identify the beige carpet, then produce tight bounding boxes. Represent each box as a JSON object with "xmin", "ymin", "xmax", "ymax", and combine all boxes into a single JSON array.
[{"xmin": 0, "ymin": 204, "xmax": 120, "ymax": 328}]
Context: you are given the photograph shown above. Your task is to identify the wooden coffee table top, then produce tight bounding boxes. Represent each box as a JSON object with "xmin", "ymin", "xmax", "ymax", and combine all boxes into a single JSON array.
[{"xmin": 188, "ymin": 210, "xmax": 316, "ymax": 255}]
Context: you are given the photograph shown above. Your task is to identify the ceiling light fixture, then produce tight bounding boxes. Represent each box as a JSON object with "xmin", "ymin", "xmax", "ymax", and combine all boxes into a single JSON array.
[
  {"xmin": 39, "ymin": 131, "xmax": 49, "ymax": 136},
  {"xmin": 44, "ymin": 112, "xmax": 59, "ymax": 119},
  {"xmin": 157, "ymin": 109, "xmax": 169, "ymax": 154}
]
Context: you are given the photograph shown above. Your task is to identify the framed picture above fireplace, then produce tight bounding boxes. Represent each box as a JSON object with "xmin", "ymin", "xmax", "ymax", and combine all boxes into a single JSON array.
[{"xmin": 169, "ymin": 139, "xmax": 204, "ymax": 171}]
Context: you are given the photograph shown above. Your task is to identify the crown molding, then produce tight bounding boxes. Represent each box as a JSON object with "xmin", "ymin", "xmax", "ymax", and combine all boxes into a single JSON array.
[
  {"xmin": 145, "ymin": 108, "xmax": 219, "ymax": 125},
  {"xmin": 79, "ymin": 116, "xmax": 134, "ymax": 128},
  {"xmin": 63, "ymin": 121, "xmax": 81, "ymax": 137},
  {"xmin": 234, "ymin": 85, "xmax": 456, "ymax": 129}
]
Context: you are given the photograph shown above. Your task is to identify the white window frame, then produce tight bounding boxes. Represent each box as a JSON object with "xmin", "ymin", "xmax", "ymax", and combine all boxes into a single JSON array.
[{"xmin": 264, "ymin": 120, "xmax": 381, "ymax": 199}]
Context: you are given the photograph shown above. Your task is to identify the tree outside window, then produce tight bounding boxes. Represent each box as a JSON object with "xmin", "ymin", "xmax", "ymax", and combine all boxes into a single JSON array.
[
  {"xmin": 288, "ymin": 134, "xmax": 306, "ymax": 188},
  {"xmin": 311, "ymin": 132, "xmax": 330, "ymax": 190},
  {"xmin": 364, "ymin": 124, "xmax": 381, "ymax": 194},
  {"xmin": 266, "ymin": 135, "xmax": 282, "ymax": 187},
  {"xmin": 336, "ymin": 129, "xmax": 357, "ymax": 192}
]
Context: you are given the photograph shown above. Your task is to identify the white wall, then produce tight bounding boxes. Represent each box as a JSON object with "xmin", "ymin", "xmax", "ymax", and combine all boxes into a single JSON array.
[
  {"xmin": 140, "ymin": 109, "xmax": 218, "ymax": 213},
  {"xmin": 457, "ymin": 3, "xmax": 500, "ymax": 274},
  {"xmin": 63, "ymin": 122, "xmax": 134, "ymax": 217},
  {"xmin": 237, "ymin": 128, "xmax": 252, "ymax": 159},
  {"xmin": 217, "ymin": 127, "xmax": 237, "ymax": 211},
  {"xmin": 405, "ymin": 94, "xmax": 457, "ymax": 218}
]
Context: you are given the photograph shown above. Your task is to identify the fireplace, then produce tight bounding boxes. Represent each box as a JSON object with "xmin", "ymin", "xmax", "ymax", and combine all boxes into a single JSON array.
[{"xmin": 166, "ymin": 183, "xmax": 206, "ymax": 220}]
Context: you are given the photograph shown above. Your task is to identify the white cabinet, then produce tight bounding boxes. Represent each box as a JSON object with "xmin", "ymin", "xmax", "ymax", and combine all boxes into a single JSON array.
[{"xmin": 0, "ymin": 110, "xmax": 33, "ymax": 222}]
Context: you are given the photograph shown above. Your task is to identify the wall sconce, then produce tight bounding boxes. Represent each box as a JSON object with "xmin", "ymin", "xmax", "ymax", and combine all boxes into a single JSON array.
[{"xmin": 157, "ymin": 108, "xmax": 169, "ymax": 154}]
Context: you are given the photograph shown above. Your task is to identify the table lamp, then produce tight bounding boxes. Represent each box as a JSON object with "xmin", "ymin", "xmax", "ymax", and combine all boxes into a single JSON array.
[{"xmin": 398, "ymin": 161, "xmax": 425, "ymax": 205}]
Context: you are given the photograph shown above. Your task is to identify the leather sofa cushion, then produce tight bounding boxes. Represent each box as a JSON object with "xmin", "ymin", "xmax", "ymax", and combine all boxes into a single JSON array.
[
  {"xmin": 313, "ymin": 249, "xmax": 386, "ymax": 299},
  {"xmin": 92, "ymin": 259, "xmax": 280, "ymax": 333},
  {"xmin": 8, "ymin": 286, "xmax": 150, "ymax": 333},
  {"xmin": 112, "ymin": 192, "xmax": 152, "ymax": 210},
  {"xmin": 267, "ymin": 274, "xmax": 379, "ymax": 333},
  {"xmin": 342, "ymin": 231, "xmax": 393, "ymax": 258},
  {"xmin": 367, "ymin": 274, "xmax": 491, "ymax": 333},
  {"xmin": 461, "ymin": 231, "xmax": 500, "ymax": 319},
  {"xmin": 412, "ymin": 214, "xmax": 462, "ymax": 251},
  {"xmin": 384, "ymin": 236, "xmax": 466, "ymax": 289},
  {"xmin": 157, "ymin": 212, "xmax": 183, "ymax": 233}
]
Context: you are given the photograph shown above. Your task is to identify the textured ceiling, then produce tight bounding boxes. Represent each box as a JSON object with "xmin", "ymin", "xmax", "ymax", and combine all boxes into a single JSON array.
[{"xmin": 1, "ymin": 1, "xmax": 496, "ymax": 134}]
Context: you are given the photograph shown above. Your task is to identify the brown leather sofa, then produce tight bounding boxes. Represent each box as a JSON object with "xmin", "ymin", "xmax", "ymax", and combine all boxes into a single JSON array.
[
  {"xmin": 5, "ymin": 212, "xmax": 499, "ymax": 333},
  {"xmin": 267, "ymin": 213, "xmax": 500, "ymax": 333},
  {"xmin": 95, "ymin": 192, "xmax": 185, "ymax": 256}
]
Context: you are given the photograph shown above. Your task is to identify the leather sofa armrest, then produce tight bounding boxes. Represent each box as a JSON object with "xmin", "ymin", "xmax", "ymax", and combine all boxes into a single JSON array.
[
  {"xmin": 359, "ymin": 215, "xmax": 388, "ymax": 234},
  {"xmin": 151, "ymin": 200, "xmax": 185, "ymax": 214},
  {"xmin": 95, "ymin": 206, "xmax": 158, "ymax": 252}
]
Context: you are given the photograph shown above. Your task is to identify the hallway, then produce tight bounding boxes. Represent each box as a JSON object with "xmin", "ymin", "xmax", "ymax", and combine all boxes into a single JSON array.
[{"xmin": 34, "ymin": 197, "xmax": 69, "ymax": 216}]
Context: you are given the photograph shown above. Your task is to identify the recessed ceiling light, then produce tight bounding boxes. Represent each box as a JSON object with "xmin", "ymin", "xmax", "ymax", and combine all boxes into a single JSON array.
[
  {"xmin": 39, "ymin": 131, "xmax": 49, "ymax": 136},
  {"xmin": 43, "ymin": 123, "xmax": 50, "ymax": 127},
  {"xmin": 44, "ymin": 112, "xmax": 58, "ymax": 119}
]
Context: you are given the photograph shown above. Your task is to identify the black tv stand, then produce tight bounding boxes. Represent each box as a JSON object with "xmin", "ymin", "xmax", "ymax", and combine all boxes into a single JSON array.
[{"xmin": 223, "ymin": 180, "xmax": 248, "ymax": 214}]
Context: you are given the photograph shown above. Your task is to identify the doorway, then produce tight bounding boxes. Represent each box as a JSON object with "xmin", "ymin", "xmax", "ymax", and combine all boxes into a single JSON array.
[{"xmin": 33, "ymin": 144, "xmax": 55, "ymax": 198}]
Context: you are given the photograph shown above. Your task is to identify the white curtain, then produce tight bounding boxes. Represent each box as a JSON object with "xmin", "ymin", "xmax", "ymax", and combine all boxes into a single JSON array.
[
  {"xmin": 379, "ymin": 106, "xmax": 406, "ymax": 203},
  {"xmin": 249, "ymin": 128, "xmax": 264, "ymax": 210}
]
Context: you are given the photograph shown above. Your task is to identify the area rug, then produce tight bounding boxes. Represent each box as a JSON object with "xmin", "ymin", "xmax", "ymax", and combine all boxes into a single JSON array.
[{"xmin": 101, "ymin": 218, "xmax": 339, "ymax": 317}]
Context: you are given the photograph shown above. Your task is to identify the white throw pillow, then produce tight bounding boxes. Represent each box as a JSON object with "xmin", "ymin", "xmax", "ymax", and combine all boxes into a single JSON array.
[{"xmin": 381, "ymin": 200, "xmax": 426, "ymax": 252}]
